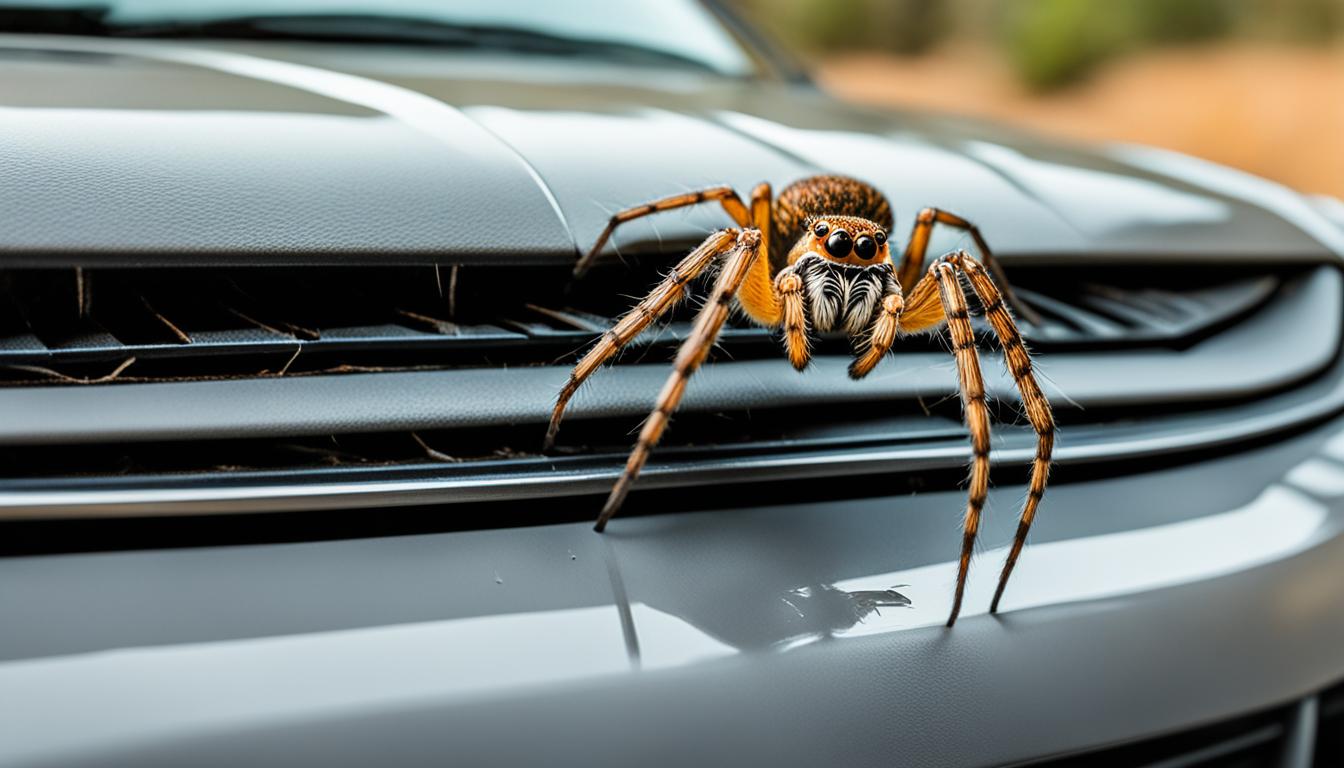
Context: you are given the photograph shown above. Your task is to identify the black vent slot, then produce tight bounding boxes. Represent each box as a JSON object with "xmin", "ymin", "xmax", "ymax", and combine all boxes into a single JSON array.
[
  {"xmin": 1015, "ymin": 274, "xmax": 1277, "ymax": 347},
  {"xmin": 1319, "ymin": 680, "xmax": 1344, "ymax": 767},
  {"xmin": 0, "ymin": 397, "xmax": 976, "ymax": 484},
  {"xmin": 1033, "ymin": 711, "xmax": 1285, "ymax": 766},
  {"xmin": 0, "ymin": 262, "xmax": 1284, "ymax": 385},
  {"xmin": 1024, "ymin": 684, "xmax": 1344, "ymax": 768}
]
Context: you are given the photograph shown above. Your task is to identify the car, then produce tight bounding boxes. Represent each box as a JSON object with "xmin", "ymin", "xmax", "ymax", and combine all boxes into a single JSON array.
[{"xmin": 1, "ymin": 1, "xmax": 1342, "ymax": 766}]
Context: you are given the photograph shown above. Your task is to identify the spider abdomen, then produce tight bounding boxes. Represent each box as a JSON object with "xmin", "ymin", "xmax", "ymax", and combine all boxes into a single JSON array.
[
  {"xmin": 792, "ymin": 255, "xmax": 898, "ymax": 335},
  {"xmin": 771, "ymin": 175, "xmax": 894, "ymax": 267}
]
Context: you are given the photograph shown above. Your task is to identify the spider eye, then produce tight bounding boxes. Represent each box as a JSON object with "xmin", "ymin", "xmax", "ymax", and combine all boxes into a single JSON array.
[
  {"xmin": 824, "ymin": 229, "xmax": 853, "ymax": 258},
  {"xmin": 812, "ymin": 221, "xmax": 829, "ymax": 238},
  {"xmin": 853, "ymin": 235, "xmax": 877, "ymax": 260},
  {"xmin": 874, "ymin": 230, "xmax": 887, "ymax": 246}
]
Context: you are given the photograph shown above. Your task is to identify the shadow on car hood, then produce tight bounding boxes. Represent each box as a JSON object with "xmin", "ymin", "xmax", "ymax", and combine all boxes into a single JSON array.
[{"xmin": 0, "ymin": 34, "xmax": 1338, "ymax": 265}]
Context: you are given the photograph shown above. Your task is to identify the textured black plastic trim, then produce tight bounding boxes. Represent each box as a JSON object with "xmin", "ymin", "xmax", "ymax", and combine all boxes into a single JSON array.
[
  {"xmin": 2, "ymin": 267, "xmax": 1342, "ymax": 518},
  {"xmin": 2, "ymin": 267, "xmax": 1336, "ymax": 446}
]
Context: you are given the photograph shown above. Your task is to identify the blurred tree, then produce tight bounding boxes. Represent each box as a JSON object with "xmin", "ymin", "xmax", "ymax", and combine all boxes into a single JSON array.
[
  {"xmin": 997, "ymin": 0, "xmax": 1237, "ymax": 90},
  {"xmin": 732, "ymin": 0, "xmax": 950, "ymax": 57},
  {"xmin": 1250, "ymin": 0, "xmax": 1344, "ymax": 42},
  {"xmin": 996, "ymin": 0, "xmax": 1130, "ymax": 89},
  {"xmin": 727, "ymin": 0, "xmax": 1342, "ymax": 88},
  {"xmin": 1136, "ymin": 0, "xmax": 1238, "ymax": 41}
]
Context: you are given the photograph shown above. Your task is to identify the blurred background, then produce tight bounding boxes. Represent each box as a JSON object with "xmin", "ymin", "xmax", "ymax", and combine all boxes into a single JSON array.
[{"xmin": 728, "ymin": 0, "xmax": 1344, "ymax": 198}]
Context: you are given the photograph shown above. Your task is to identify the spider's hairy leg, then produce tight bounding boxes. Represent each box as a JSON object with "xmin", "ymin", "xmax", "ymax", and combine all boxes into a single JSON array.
[
  {"xmin": 544, "ymin": 230, "xmax": 739, "ymax": 452},
  {"xmin": 849, "ymin": 291, "xmax": 904, "ymax": 379},
  {"xmin": 947, "ymin": 253, "xmax": 1056, "ymax": 614},
  {"xmin": 594, "ymin": 230, "xmax": 763, "ymax": 532},
  {"xmin": 894, "ymin": 207, "xmax": 1040, "ymax": 326},
  {"xmin": 774, "ymin": 269, "xmax": 810, "ymax": 370},
  {"xmin": 735, "ymin": 183, "xmax": 781, "ymax": 327},
  {"xmin": 917, "ymin": 256, "xmax": 993, "ymax": 627},
  {"xmin": 573, "ymin": 186, "xmax": 753, "ymax": 279}
]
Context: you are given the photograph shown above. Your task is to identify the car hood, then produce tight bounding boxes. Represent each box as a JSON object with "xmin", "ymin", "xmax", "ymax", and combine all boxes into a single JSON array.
[{"xmin": 1, "ymin": 34, "xmax": 1339, "ymax": 266}]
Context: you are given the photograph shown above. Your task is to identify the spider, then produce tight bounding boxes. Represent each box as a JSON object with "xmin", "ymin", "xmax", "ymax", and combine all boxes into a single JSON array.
[{"xmin": 545, "ymin": 175, "xmax": 1055, "ymax": 627}]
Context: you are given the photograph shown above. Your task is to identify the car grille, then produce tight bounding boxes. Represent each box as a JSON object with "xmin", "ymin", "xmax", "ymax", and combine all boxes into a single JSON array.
[
  {"xmin": 0, "ymin": 261, "xmax": 1282, "ymax": 384},
  {"xmin": 1021, "ymin": 678, "xmax": 1343, "ymax": 767},
  {"xmin": 0, "ymin": 259, "xmax": 1337, "ymax": 519}
]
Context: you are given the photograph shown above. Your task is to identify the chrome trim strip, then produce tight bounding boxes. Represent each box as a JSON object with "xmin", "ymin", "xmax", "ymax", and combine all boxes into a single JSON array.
[{"xmin": 1, "ymin": 267, "xmax": 1339, "ymax": 519}]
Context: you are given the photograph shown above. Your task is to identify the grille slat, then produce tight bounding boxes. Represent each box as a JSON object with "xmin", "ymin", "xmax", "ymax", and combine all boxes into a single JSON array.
[
  {"xmin": 0, "ymin": 266, "xmax": 1336, "ymax": 518},
  {"xmin": 39, "ymin": 319, "xmax": 124, "ymax": 354},
  {"xmin": 1010, "ymin": 287, "xmax": 1131, "ymax": 338},
  {"xmin": 1075, "ymin": 291, "xmax": 1183, "ymax": 332},
  {"xmin": 0, "ymin": 330, "xmax": 45, "ymax": 354},
  {"xmin": 1024, "ymin": 678, "xmax": 1344, "ymax": 768},
  {"xmin": 1317, "ymin": 680, "xmax": 1344, "ymax": 767},
  {"xmin": 0, "ymin": 263, "xmax": 1288, "ymax": 384}
]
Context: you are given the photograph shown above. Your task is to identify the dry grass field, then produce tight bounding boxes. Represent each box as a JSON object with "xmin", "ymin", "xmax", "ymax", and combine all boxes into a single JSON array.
[{"xmin": 818, "ymin": 43, "xmax": 1344, "ymax": 198}]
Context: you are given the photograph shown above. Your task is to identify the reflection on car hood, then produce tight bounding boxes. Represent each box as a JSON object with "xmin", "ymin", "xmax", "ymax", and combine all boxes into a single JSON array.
[{"xmin": 0, "ymin": 34, "xmax": 1338, "ymax": 265}]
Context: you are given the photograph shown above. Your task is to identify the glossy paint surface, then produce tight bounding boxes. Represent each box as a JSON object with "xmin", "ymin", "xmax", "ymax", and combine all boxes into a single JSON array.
[
  {"xmin": 2, "ymin": 422, "xmax": 1344, "ymax": 766},
  {"xmin": 3, "ymin": 25, "xmax": 1344, "ymax": 768},
  {"xmin": 0, "ymin": 34, "xmax": 1339, "ymax": 263}
]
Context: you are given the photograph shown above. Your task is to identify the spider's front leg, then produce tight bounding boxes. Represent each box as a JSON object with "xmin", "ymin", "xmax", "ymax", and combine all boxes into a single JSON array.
[
  {"xmin": 547, "ymin": 185, "xmax": 777, "ymax": 451},
  {"xmin": 573, "ymin": 183, "xmax": 773, "ymax": 279},
  {"xmin": 594, "ymin": 229, "xmax": 767, "ymax": 531},
  {"xmin": 545, "ymin": 229, "xmax": 739, "ymax": 452},
  {"xmin": 849, "ymin": 289, "xmax": 905, "ymax": 379},
  {"xmin": 773, "ymin": 268, "xmax": 811, "ymax": 370}
]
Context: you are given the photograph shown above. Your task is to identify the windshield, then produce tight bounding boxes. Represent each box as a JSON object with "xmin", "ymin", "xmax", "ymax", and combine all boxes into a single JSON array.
[{"xmin": 0, "ymin": 0, "xmax": 758, "ymax": 75}]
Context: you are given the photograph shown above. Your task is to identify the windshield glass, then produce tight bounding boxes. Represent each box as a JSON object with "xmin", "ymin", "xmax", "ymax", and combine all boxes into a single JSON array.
[{"xmin": 0, "ymin": 0, "xmax": 757, "ymax": 75}]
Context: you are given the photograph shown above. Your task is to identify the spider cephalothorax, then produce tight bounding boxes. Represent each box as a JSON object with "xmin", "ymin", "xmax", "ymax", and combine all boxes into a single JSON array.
[
  {"xmin": 792, "ymin": 215, "xmax": 890, "ymax": 267},
  {"xmin": 781, "ymin": 218, "xmax": 899, "ymax": 338},
  {"xmin": 552, "ymin": 175, "xmax": 1055, "ymax": 627}
]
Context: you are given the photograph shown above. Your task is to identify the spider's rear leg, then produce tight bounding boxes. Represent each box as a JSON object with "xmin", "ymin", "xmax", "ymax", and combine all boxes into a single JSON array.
[
  {"xmin": 544, "ymin": 229, "xmax": 739, "ymax": 452},
  {"xmin": 925, "ymin": 259, "xmax": 994, "ymax": 627},
  {"xmin": 895, "ymin": 208, "xmax": 1040, "ymax": 326},
  {"xmin": 903, "ymin": 250, "xmax": 1056, "ymax": 624},
  {"xmin": 594, "ymin": 229, "xmax": 764, "ymax": 531},
  {"xmin": 949, "ymin": 253, "xmax": 1055, "ymax": 613},
  {"xmin": 573, "ymin": 185, "xmax": 760, "ymax": 279}
]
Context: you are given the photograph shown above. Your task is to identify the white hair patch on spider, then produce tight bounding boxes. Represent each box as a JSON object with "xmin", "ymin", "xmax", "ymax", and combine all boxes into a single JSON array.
[{"xmin": 789, "ymin": 254, "xmax": 899, "ymax": 335}]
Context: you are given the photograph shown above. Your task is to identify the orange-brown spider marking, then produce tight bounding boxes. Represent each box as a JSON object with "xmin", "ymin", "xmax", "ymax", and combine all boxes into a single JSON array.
[
  {"xmin": 849, "ymin": 292, "xmax": 903, "ymax": 380},
  {"xmin": 554, "ymin": 176, "xmax": 1054, "ymax": 626},
  {"xmin": 594, "ymin": 229, "xmax": 763, "ymax": 532},
  {"xmin": 775, "ymin": 271, "xmax": 810, "ymax": 370},
  {"xmin": 934, "ymin": 260, "xmax": 991, "ymax": 628},
  {"xmin": 544, "ymin": 229, "xmax": 737, "ymax": 453},
  {"xmin": 898, "ymin": 207, "xmax": 1040, "ymax": 325}
]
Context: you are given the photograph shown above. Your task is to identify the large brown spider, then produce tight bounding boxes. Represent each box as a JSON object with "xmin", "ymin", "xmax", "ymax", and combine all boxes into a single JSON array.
[{"xmin": 546, "ymin": 175, "xmax": 1055, "ymax": 626}]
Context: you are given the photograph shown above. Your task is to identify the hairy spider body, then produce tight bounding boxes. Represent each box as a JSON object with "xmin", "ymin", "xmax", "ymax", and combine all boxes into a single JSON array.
[{"xmin": 553, "ymin": 175, "xmax": 1055, "ymax": 626}]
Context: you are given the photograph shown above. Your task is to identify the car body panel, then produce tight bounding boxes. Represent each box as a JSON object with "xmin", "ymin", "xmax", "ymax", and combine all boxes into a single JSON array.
[
  {"xmin": 4, "ymin": 21, "xmax": 1344, "ymax": 768},
  {"xmin": 2, "ymin": 422, "xmax": 1344, "ymax": 767},
  {"xmin": 0, "ymin": 34, "xmax": 1338, "ymax": 265},
  {"xmin": 0, "ymin": 36, "xmax": 576, "ymax": 263}
]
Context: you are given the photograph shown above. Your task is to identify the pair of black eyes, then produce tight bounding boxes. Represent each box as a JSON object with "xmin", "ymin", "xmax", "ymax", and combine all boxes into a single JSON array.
[{"xmin": 812, "ymin": 221, "xmax": 885, "ymax": 260}]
